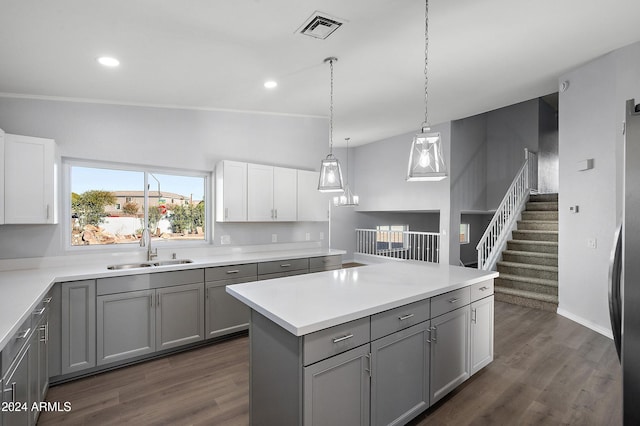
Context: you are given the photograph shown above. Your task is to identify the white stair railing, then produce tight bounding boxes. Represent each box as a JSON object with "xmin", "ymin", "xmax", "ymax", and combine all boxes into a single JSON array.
[
  {"xmin": 476, "ymin": 149, "xmax": 538, "ymax": 270},
  {"xmin": 355, "ymin": 229, "xmax": 440, "ymax": 263}
]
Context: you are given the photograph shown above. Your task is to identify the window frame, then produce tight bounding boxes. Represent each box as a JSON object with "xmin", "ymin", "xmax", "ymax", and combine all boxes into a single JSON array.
[
  {"xmin": 63, "ymin": 158, "xmax": 211, "ymax": 251},
  {"xmin": 375, "ymin": 224, "xmax": 409, "ymax": 252},
  {"xmin": 460, "ymin": 223, "xmax": 470, "ymax": 245}
]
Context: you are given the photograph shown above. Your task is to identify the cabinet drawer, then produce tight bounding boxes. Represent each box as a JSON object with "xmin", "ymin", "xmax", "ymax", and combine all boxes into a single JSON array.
[
  {"xmin": 371, "ymin": 299, "xmax": 430, "ymax": 341},
  {"xmin": 257, "ymin": 269, "xmax": 308, "ymax": 281},
  {"xmin": 309, "ymin": 255, "xmax": 342, "ymax": 271},
  {"xmin": 258, "ymin": 258, "xmax": 308, "ymax": 275},
  {"xmin": 471, "ymin": 280, "xmax": 494, "ymax": 302},
  {"xmin": 97, "ymin": 269, "xmax": 204, "ymax": 295},
  {"xmin": 431, "ymin": 287, "xmax": 470, "ymax": 318},
  {"xmin": 205, "ymin": 263, "xmax": 257, "ymax": 282},
  {"xmin": 303, "ymin": 317, "xmax": 370, "ymax": 366},
  {"xmin": 2, "ymin": 315, "xmax": 32, "ymax": 374}
]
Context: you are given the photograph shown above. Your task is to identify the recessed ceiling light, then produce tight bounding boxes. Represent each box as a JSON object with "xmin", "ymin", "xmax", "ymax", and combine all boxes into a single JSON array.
[
  {"xmin": 97, "ymin": 57, "xmax": 120, "ymax": 67},
  {"xmin": 264, "ymin": 80, "xmax": 278, "ymax": 89}
]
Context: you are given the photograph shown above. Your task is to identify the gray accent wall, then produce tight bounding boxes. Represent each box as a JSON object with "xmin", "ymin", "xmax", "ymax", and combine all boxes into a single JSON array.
[
  {"xmin": 558, "ymin": 40, "xmax": 640, "ymax": 336},
  {"xmin": 0, "ymin": 97, "xmax": 330, "ymax": 259}
]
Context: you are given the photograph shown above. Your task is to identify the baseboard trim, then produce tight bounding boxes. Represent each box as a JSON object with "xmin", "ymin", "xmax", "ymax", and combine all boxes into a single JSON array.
[{"xmin": 557, "ymin": 308, "xmax": 613, "ymax": 339}]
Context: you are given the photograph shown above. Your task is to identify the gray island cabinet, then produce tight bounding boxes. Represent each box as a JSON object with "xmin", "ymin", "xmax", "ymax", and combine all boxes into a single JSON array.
[{"xmin": 227, "ymin": 262, "xmax": 498, "ymax": 426}]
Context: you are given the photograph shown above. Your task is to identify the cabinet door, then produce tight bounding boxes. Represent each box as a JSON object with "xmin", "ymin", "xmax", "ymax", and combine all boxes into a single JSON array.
[
  {"xmin": 2, "ymin": 346, "xmax": 30, "ymax": 426},
  {"xmin": 247, "ymin": 163, "xmax": 274, "ymax": 221},
  {"xmin": 370, "ymin": 321, "xmax": 430, "ymax": 426},
  {"xmin": 303, "ymin": 344, "xmax": 370, "ymax": 426},
  {"xmin": 470, "ymin": 295, "xmax": 494, "ymax": 375},
  {"xmin": 0, "ymin": 129, "xmax": 5, "ymax": 224},
  {"xmin": 430, "ymin": 306, "xmax": 470, "ymax": 404},
  {"xmin": 216, "ymin": 160, "xmax": 247, "ymax": 222},
  {"xmin": 273, "ymin": 167, "xmax": 297, "ymax": 221},
  {"xmin": 97, "ymin": 289, "xmax": 155, "ymax": 365},
  {"xmin": 61, "ymin": 280, "xmax": 96, "ymax": 374},
  {"xmin": 156, "ymin": 283, "xmax": 205, "ymax": 351},
  {"xmin": 38, "ymin": 314, "xmax": 49, "ymax": 406},
  {"xmin": 205, "ymin": 282, "xmax": 250, "ymax": 339},
  {"xmin": 4, "ymin": 134, "xmax": 57, "ymax": 224},
  {"xmin": 297, "ymin": 170, "xmax": 330, "ymax": 222}
]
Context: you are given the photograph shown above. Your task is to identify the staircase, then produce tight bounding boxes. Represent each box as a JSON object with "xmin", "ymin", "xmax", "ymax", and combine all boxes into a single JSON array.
[{"xmin": 494, "ymin": 193, "xmax": 558, "ymax": 311}]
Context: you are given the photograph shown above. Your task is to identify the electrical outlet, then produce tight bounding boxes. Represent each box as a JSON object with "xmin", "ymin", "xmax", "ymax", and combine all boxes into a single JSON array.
[
  {"xmin": 272, "ymin": 234, "xmax": 278, "ymax": 243},
  {"xmin": 319, "ymin": 232, "xmax": 324, "ymax": 240},
  {"xmin": 305, "ymin": 233, "xmax": 310, "ymax": 241},
  {"xmin": 220, "ymin": 235, "xmax": 230, "ymax": 245},
  {"xmin": 587, "ymin": 238, "xmax": 597, "ymax": 249}
]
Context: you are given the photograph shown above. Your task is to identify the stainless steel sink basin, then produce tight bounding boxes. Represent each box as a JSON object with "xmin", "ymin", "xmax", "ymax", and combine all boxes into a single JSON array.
[
  {"xmin": 107, "ymin": 259, "xmax": 193, "ymax": 270},
  {"xmin": 154, "ymin": 259, "xmax": 194, "ymax": 266},
  {"xmin": 107, "ymin": 263, "xmax": 154, "ymax": 270}
]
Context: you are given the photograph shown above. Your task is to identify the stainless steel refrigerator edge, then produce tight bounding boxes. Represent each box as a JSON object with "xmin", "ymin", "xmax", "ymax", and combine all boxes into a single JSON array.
[{"xmin": 610, "ymin": 99, "xmax": 640, "ymax": 425}]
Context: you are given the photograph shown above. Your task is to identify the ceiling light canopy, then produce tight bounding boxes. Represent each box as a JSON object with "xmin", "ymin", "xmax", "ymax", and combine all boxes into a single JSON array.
[
  {"xmin": 407, "ymin": 0, "xmax": 447, "ymax": 182},
  {"xmin": 318, "ymin": 57, "xmax": 344, "ymax": 193},
  {"xmin": 97, "ymin": 56, "xmax": 120, "ymax": 67}
]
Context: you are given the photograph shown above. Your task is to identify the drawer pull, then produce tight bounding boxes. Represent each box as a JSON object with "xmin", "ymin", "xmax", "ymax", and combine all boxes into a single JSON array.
[
  {"xmin": 280, "ymin": 264, "xmax": 292, "ymax": 268},
  {"xmin": 448, "ymin": 298, "xmax": 460, "ymax": 304},
  {"xmin": 43, "ymin": 297, "xmax": 52, "ymax": 304},
  {"xmin": 3, "ymin": 382, "xmax": 16, "ymax": 403},
  {"xmin": 17, "ymin": 328, "xmax": 31, "ymax": 340},
  {"xmin": 398, "ymin": 313, "xmax": 415, "ymax": 321},
  {"xmin": 479, "ymin": 286, "xmax": 489, "ymax": 291},
  {"xmin": 226, "ymin": 270, "xmax": 240, "ymax": 274},
  {"xmin": 332, "ymin": 334, "xmax": 354, "ymax": 344},
  {"xmin": 33, "ymin": 307, "xmax": 46, "ymax": 316}
]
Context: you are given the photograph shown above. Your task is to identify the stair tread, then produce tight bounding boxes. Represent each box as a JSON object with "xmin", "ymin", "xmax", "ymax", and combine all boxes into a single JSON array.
[
  {"xmin": 496, "ymin": 273, "xmax": 558, "ymax": 286},
  {"xmin": 513, "ymin": 229, "xmax": 558, "ymax": 234},
  {"xmin": 502, "ymin": 250, "xmax": 558, "ymax": 259},
  {"xmin": 510, "ymin": 239, "xmax": 558, "ymax": 246},
  {"xmin": 494, "ymin": 286, "xmax": 559, "ymax": 302},
  {"xmin": 497, "ymin": 261, "xmax": 558, "ymax": 272}
]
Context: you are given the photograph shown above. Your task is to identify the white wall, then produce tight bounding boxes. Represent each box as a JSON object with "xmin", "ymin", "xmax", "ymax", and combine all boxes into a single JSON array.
[
  {"xmin": 0, "ymin": 97, "xmax": 330, "ymax": 259},
  {"xmin": 558, "ymin": 40, "xmax": 640, "ymax": 337}
]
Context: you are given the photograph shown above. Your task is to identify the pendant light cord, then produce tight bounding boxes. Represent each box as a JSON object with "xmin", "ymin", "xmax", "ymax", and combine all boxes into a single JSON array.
[
  {"xmin": 345, "ymin": 137, "xmax": 350, "ymax": 185},
  {"xmin": 329, "ymin": 58, "xmax": 335, "ymax": 154},
  {"xmin": 424, "ymin": 0, "xmax": 429, "ymax": 129}
]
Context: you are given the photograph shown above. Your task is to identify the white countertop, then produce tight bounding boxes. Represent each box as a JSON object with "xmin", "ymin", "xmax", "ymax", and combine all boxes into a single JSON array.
[
  {"xmin": 227, "ymin": 261, "xmax": 499, "ymax": 336},
  {"xmin": 0, "ymin": 247, "xmax": 344, "ymax": 354}
]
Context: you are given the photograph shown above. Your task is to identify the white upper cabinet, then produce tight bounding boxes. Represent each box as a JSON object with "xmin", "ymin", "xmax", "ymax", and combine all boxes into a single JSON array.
[
  {"xmin": 297, "ymin": 170, "xmax": 330, "ymax": 221},
  {"xmin": 272, "ymin": 167, "xmax": 297, "ymax": 221},
  {"xmin": 4, "ymin": 133, "xmax": 58, "ymax": 224},
  {"xmin": 216, "ymin": 160, "xmax": 247, "ymax": 222},
  {"xmin": 247, "ymin": 163, "xmax": 275, "ymax": 221},
  {"xmin": 0, "ymin": 129, "xmax": 5, "ymax": 225}
]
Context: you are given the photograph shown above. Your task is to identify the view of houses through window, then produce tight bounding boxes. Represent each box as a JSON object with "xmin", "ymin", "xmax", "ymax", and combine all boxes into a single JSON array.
[
  {"xmin": 375, "ymin": 225, "xmax": 409, "ymax": 251},
  {"xmin": 70, "ymin": 164, "xmax": 206, "ymax": 246}
]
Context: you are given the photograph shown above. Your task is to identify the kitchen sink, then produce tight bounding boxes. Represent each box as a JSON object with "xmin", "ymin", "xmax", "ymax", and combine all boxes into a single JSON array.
[{"xmin": 107, "ymin": 259, "xmax": 193, "ymax": 270}]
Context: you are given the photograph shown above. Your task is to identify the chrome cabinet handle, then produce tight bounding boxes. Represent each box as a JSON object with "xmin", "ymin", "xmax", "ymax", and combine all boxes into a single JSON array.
[
  {"xmin": 472, "ymin": 308, "xmax": 477, "ymax": 324},
  {"xmin": 39, "ymin": 324, "xmax": 48, "ymax": 342},
  {"xmin": 430, "ymin": 326, "xmax": 437, "ymax": 342},
  {"xmin": 226, "ymin": 270, "xmax": 240, "ymax": 274},
  {"xmin": 46, "ymin": 204, "xmax": 50, "ymax": 219},
  {"xmin": 398, "ymin": 313, "xmax": 415, "ymax": 321},
  {"xmin": 17, "ymin": 328, "xmax": 31, "ymax": 339},
  {"xmin": 33, "ymin": 307, "xmax": 46, "ymax": 316},
  {"xmin": 3, "ymin": 382, "xmax": 17, "ymax": 403},
  {"xmin": 225, "ymin": 207, "xmax": 229, "ymax": 219},
  {"xmin": 365, "ymin": 353, "xmax": 372, "ymax": 377},
  {"xmin": 280, "ymin": 264, "xmax": 291, "ymax": 268},
  {"xmin": 448, "ymin": 298, "xmax": 459, "ymax": 304},
  {"xmin": 43, "ymin": 297, "xmax": 52, "ymax": 304},
  {"xmin": 332, "ymin": 333, "xmax": 354, "ymax": 344},
  {"xmin": 275, "ymin": 209, "xmax": 278, "ymax": 219},
  {"xmin": 479, "ymin": 286, "xmax": 489, "ymax": 291},
  {"xmin": 426, "ymin": 327, "xmax": 432, "ymax": 343},
  {"xmin": 150, "ymin": 294, "xmax": 153, "ymax": 308}
]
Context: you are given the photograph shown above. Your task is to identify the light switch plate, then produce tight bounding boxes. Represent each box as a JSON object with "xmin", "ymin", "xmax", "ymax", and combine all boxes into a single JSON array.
[
  {"xmin": 221, "ymin": 235, "xmax": 230, "ymax": 245},
  {"xmin": 272, "ymin": 234, "xmax": 278, "ymax": 243},
  {"xmin": 319, "ymin": 232, "xmax": 324, "ymax": 240},
  {"xmin": 305, "ymin": 233, "xmax": 310, "ymax": 241},
  {"xmin": 587, "ymin": 238, "xmax": 597, "ymax": 249}
]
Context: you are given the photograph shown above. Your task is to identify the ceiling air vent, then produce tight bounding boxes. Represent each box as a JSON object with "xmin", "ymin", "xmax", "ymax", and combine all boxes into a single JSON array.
[{"xmin": 297, "ymin": 11, "xmax": 345, "ymax": 40}]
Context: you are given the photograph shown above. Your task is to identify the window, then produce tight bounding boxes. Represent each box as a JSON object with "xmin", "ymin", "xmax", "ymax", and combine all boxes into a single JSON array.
[
  {"xmin": 67, "ymin": 161, "xmax": 208, "ymax": 247},
  {"xmin": 376, "ymin": 225, "xmax": 409, "ymax": 251},
  {"xmin": 460, "ymin": 223, "xmax": 470, "ymax": 244}
]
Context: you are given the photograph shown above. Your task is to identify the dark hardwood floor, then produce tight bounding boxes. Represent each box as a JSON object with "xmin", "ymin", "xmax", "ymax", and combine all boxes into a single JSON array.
[{"xmin": 39, "ymin": 301, "xmax": 622, "ymax": 425}]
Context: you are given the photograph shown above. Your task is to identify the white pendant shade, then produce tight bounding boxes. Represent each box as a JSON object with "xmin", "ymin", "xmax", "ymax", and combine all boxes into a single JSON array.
[
  {"xmin": 318, "ymin": 154, "xmax": 344, "ymax": 192},
  {"xmin": 333, "ymin": 185, "xmax": 359, "ymax": 206},
  {"xmin": 407, "ymin": 129, "xmax": 447, "ymax": 181}
]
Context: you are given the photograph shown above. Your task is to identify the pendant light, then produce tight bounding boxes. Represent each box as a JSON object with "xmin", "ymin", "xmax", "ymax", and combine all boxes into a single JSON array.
[
  {"xmin": 407, "ymin": 0, "xmax": 447, "ymax": 182},
  {"xmin": 334, "ymin": 138, "xmax": 359, "ymax": 206},
  {"xmin": 318, "ymin": 57, "xmax": 344, "ymax": 192}
]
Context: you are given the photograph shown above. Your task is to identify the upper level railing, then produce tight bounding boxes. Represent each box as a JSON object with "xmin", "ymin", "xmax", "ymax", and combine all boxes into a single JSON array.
[
  {"xmin": 355, "ymin": 228, "xmax": 440, "ymax": 263},
  {"xmin": 476, "ymin": 149, "xmax": 538, "ymax": 270}
]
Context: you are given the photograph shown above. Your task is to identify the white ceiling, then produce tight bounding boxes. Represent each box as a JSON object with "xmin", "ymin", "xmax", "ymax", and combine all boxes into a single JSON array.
[{"xmin": 2, "ymin": 0, "xmax": 640, "ymax": 146}]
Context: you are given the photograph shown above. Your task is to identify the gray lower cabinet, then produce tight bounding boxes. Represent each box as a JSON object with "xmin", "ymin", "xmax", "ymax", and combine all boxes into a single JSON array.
[
  {"xmin": 370, "ymin": 321, "xmax": 430, "ymax": 426},
  {"xmin": 429, "ymin": 306, "xmax": 471, "ymax": 404},
  {"xmin": 303, "ymin": 344, "xmax": 371, "ymax": 426},
  {"xmin": 97, "ymin": 283, "xmax": 205, "ymax": 365},
  {"xmin": 470, "ymin": 295, "xmax": 494, "ymax": 375},
  {"xmin": 1, "ymin": 345, "xmax": 30, "ymax": 426},
  {"xmin": 61, "ymin": 280, "xmax": 96, "ymax": 374}
]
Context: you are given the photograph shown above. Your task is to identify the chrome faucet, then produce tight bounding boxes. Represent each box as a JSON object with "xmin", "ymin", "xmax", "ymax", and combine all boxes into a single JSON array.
[{"xmin": 140, "ymin": 228, "xmax": 158, "ymax": 261}]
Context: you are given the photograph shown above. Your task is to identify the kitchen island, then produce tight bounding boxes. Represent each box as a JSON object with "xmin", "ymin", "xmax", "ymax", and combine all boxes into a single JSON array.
[{"xmin": 227, "ymin": 261, "xmax": 498, "ymax": 426}]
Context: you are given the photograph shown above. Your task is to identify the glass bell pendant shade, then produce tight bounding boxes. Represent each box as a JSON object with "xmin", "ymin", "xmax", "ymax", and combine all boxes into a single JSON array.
[
  {"xmin": 333, "ymin": 185, "xmax": 359, "ymax": 206},
  {"xmin": 318, "ymin": 154, "xmax": 344, "ymax": 192},
  {"xmin": 406, "ymin": 129, "xmax": 447, "ymax": 181}
]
